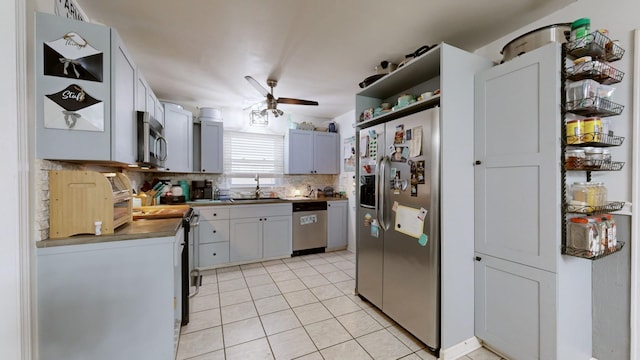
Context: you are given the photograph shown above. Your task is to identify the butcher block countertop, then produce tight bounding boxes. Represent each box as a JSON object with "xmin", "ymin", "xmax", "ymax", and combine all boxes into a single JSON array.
[{"xmin": 36, "ymin": 217, "xmax": 183, "ymax": 248}]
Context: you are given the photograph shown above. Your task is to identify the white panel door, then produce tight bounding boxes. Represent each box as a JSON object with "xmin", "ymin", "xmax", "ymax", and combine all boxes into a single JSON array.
[
  {"xmin": 163, "ymin": 103, "xmax": 193, "ymax": 172},
  {"xmin": 285, "ymin": 130, "xmax": 313, "ymax": 174},
  {"xmin": 327, "ymin": 201, "xmax": 347, "ymax": 249},
  {"xmin": 111, "ymin": 30, "xmax": 137, "ymax": 164},
  {"xmin": 474, "ymin": 43, "xmax": 561, "ymax": 273},
  {"xmin": 200, "ymin": 120, "xmax": 223, "ymax": 173},
  {"xmin": 262, "ymin": 215, "xmax": 292, "ymax": 258},
  {"xmin": 229, "ymin": 217, "xmax": 263, "ymax": 262},
  {"xmin": 313, "ymin": 132, "xmax": 339, "ymax": 174},
  {"xmin": 475, "ymin": 253, "xmax": 556, "ymax": 360}
]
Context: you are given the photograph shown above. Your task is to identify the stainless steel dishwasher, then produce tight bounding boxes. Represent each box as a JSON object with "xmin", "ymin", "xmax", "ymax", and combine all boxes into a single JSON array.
[{"xmin": 292, "ymin": 201, "xmax": 327, "ymax": 256}]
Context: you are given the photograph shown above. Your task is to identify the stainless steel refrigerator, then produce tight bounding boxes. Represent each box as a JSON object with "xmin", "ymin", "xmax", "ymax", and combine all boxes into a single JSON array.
[{"xmin": 356, "ymin": 107, "xmax": 440, "ymax": 352}]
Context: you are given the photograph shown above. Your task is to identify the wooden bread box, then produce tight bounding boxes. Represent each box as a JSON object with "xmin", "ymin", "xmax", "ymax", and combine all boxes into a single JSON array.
[{"xmin": 49, "ymin": 170, "xmax": 133, "ymax": 239}]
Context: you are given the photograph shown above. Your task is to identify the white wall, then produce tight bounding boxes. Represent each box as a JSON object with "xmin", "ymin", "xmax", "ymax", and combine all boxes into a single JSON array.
[{"xmin": 2, "ymin": 0, "xmax": 28, "ymax": 358}]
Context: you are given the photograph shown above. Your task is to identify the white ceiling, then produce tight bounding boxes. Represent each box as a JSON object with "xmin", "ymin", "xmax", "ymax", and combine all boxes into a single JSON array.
[{"xmin": 76, "ymin": 0, "xmax": 575, "ymax": 119}]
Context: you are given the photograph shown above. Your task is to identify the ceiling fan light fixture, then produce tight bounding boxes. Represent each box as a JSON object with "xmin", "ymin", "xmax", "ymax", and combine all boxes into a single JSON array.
[
  {"xmin": 259, "ymin": 108, "xmax": 283, "ymax": 118},
  {"xmin": 251, "ymin": 110, "xmax": 268, "ymax": 126}
]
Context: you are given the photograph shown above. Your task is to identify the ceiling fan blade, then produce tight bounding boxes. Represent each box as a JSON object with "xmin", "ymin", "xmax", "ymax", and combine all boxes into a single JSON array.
[
  {"xmin": 244, "ymin": 76, "xmax": 269, "ymax": 97},
  {"xmin": 277, "ymin": 97, "xmax": 319, "ymax": 106}
]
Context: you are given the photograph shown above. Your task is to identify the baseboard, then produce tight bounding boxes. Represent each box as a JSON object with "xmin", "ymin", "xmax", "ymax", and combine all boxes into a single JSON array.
[{"xmin": 438, "ymin": 336, "xmax": 482, "ymax": 360}]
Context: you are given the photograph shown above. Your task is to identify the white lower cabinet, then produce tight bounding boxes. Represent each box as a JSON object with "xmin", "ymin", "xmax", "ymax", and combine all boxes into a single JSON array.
[
  {"xmin": 199, "ymin": 242, "xmax": 230, "ymax": 267},
  {"xmin": 229, "ymin": 217, "xmax": 263, "ymax": 262},
  {"xmin": 327, "ymin": 200, "xmax": 347, "ymax": 250},
  {"xmin": 37, "ymin": 235, "xmax": 179, "ymax": 360},
  {"xmin": 197, "ymin": 207, "xmax": 230, "ymax": 267},
  {"xmin": 475, "ymin": 254, "xmax": 556, "ymax": 360},
  {"xmin": 196, "ymin": 204, "xmax": 292, "ymax": 267},
  {"xmin": 262, "ymin": 215, "xmax": 293, "ymax": 258}
]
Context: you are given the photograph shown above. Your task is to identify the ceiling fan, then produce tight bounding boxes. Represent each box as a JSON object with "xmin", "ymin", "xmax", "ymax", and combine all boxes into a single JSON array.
[{"xmin": 245, "ymin": 75, "xmax": 318, "ymax": 117}]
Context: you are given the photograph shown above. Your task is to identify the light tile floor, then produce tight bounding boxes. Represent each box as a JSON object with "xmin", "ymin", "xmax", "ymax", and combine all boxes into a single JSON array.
[{"xmin": 177, "ymin": 250, "xmax": 507, "ymax": 360}]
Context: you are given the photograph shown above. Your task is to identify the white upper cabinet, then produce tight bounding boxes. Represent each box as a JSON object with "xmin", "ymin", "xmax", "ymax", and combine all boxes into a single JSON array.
[
  {"xmin": 285, "ymin": 129, "xmax": 339, "ymax": 174},
  {"xmin": 162, "ymin": 103, "xmax": 193, "ymax": 172},
  {"xmin": 36, "ymin": 12, "xmax": 137, "ymax": 165},
  {"xmin": 198, "ymin": 120, "xmax": 223, "ymax": 173}
]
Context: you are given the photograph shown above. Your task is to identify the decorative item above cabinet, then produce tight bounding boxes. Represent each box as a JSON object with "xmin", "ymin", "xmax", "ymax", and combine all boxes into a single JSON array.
[{"xmin": 36, "ymin": 12, "xmax": 138, "ymax": 166}]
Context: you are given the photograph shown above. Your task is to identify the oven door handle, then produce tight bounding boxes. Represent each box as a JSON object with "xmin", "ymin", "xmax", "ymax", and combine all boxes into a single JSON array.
[{"xmin": 189, "ymin": 213, "xmax": 200, "ymax": 228}]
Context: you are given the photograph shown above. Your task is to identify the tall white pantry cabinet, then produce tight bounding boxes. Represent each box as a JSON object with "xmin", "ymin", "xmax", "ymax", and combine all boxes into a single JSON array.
[{"xmin": 474, "ymin": 43, "xmax": 591, "ymax": 360}]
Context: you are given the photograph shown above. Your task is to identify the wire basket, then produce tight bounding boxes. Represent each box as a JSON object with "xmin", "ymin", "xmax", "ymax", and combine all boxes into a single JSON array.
[
  {"xmin": 565, "ymin": 201, "xmax": 625, "ymax": 215},
  {"xmin": 566, "ymin": 31, "xmax": 625, "ymax": 61},
  {"xmin": 564, "ymin": 132, "xmax": 625, "ymax": 147},
  {"xmin": 566, "ymin": 61, "xmax": 624, "ymax": 84},
  {"xmin": 565, "ymin": 159, "xmax": 624, "ymax": 171},
  {"xmin": 566, "ymin": 96, "xmax": 624, "ymax": 117}
]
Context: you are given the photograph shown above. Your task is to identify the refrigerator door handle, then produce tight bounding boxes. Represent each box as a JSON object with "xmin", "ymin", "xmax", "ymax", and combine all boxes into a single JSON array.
[
  {"xmin": 375, "ymin": 156, "xmax": 382, "ymax": 227},
  {"xmin": 378, "ymin": 156, "xmax": 391, "ymax": 230}
]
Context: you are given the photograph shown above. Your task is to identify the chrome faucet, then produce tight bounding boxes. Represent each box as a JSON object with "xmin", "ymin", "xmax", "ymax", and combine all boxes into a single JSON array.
[{"xmin": 255, "ymin": 174, "xmax": 261, "ymax": 198}]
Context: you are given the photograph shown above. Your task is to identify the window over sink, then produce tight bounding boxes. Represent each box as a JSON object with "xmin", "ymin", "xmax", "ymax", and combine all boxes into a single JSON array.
[{"xmin": 223, "ymin": 131, "xmax": 284, "ymax": 187}]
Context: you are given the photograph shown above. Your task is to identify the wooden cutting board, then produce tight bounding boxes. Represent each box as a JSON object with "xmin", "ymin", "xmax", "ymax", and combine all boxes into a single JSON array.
[{"xmin": 132, "ymin": 205, "xmax": 189, "ymax": 220}]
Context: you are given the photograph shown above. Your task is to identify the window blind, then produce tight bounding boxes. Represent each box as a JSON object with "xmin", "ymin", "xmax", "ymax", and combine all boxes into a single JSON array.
[{"xmin": 223, "ymin": 131, "xmax": 284, "ymax": 175}]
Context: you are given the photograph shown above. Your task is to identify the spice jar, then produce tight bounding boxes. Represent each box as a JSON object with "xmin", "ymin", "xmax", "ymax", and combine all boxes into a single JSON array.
[
  {"xmin": 588, "ymin": 217, "xmax": 605, "ymax": 253},
  {"xmin": 584, "ymin": 147, "xmax": 604, "ymax": 168},
  {"xmin": 568, "ymin": 217, "xmax": 597, "ymax": 252},
  {"xmin": 601, "ymin": 214, "xmax": 617, "ymax": 249},
  {"xmin": 565, "ymin": 148, "xmax": 586, "ymax": 169},
  {"xmin": 594, "ymin": 182, "xmax": 607, "ymax": 206},
  {"xmin": 601, "ymin": 149, "xmax": 611, "ymax": 164},
  {"xmin": 570, "ymin": 182, "xmax": 589, "ymax": 212},
  {"xmin": 571, "ymin": 18, "xmax": 591, "ymax": 41},
  {"xmin": 565, "ymin": 119, "xmax": 584, "ymax": 144},
  {"xmin": 582, "ymin": 117, "xmax": 602, "ymax": 142}
]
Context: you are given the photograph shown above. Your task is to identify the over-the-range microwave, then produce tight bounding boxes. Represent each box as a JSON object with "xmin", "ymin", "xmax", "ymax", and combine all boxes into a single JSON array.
[{"xmin": 137, "ymin": 111, "xmax": 167, "ymax": 169}]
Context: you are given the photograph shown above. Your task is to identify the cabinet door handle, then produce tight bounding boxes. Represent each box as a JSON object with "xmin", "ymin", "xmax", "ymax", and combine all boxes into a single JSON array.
[
  {"xmin": 475, "ymin": 256, "xmax": 482, "ymax": 261},
  {"xmin": 213, "ymin": 213, "xmax": 217, "ymax": 217},
  {"xmin": 475, "ymin": 160, "xmax": 482, "ymax": 165},
  {"xmin": 213, "ymin": 230, "xmax": 217, "ymax": 233},
  {"xmin": 213, "ymin": 252, "xmax": 217, "ymax": 256},
  {"xmin": 202, "ymin": 169, "xmax": 206, "ymax": 172},
  {"xmin": 263, "ymin": 218, "xmax": 267, "ymax": 221}
]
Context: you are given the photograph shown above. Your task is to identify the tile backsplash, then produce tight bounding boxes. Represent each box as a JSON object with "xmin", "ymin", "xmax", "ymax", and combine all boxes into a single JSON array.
[{"xmin": 138, "ymin": 173, "xmax": 340, "ymax": 199}]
